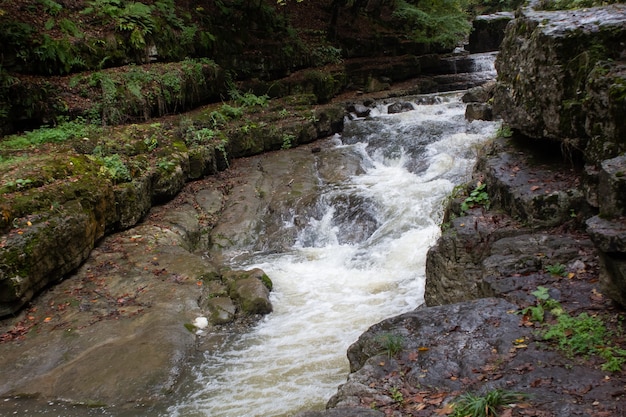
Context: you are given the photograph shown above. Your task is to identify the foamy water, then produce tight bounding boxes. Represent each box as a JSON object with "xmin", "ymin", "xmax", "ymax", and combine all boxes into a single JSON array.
[{"xmin": 166, "ymin": 92, "xmax": 500, "ymax": 417}]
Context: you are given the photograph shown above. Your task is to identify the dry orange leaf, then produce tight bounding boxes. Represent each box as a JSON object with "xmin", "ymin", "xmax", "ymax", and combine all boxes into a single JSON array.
[
  {"xmin": 530, "ymin": 185, "xmax": 541, "ymax": 191},
  {"xmin": 418, "ymin": 346, "xmax": 430, "ymax": 352},
  {"xmin": 43, "ymin": 317, "xmax": 52, "ymax": 323}
]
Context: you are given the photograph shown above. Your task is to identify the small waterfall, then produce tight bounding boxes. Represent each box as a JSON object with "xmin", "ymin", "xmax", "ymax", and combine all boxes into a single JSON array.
[
  {"xmin": 470, "ymin": 52, "xmax": 497, "ymax": 74},
  {"xmin": 165, "ymin": 92, "xmax": 501, "ymax": 417}
]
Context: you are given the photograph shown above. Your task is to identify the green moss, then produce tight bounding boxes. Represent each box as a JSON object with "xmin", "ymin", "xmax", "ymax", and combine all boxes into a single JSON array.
[{"xmin": 260, "ymin": 273, "xmax": 273, "ymax": 291}]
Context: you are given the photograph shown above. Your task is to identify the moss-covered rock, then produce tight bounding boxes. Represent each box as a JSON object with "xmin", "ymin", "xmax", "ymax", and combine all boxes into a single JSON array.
[
  {"xmin": 493, "ymin": 5, "xmax": 626, "ymax": 153},
  {"xmin": 0, "ymin": 199, "xmax": 110, "ymax": 316},
  {"xmin": 224, "ymin": 268, "xmax": 273, "ymax": 315}
]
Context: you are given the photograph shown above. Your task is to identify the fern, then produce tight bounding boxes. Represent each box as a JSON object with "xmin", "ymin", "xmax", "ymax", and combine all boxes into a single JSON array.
[{"xmin": 392, "ymin": 0, "xmax": 471, "ymax": 49}]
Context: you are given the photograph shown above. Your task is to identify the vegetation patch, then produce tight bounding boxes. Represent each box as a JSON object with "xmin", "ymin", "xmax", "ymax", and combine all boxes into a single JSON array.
[
  {"xmin": 522, "ymin": 286, "xmax": 626, "ymax": 372},
  {"xmin": 460, "ymin": 182, "xmax": 490, "ymax": 214},
  {"xmin": 450, "ymin": 389, "xmax": 525, "ymax": 417}
]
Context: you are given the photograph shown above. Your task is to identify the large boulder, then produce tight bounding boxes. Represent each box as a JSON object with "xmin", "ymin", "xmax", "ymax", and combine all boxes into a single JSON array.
[
  {"xmin": 493, "ymin": 4, "xmax": 626, "ymax": 163},
  {"xmin": 225, "ymin": 268, "xmax": 273, "ymax": 315},
  {"xmin": 587, "ymin": 216, "xmax": 626, "ymax": 308},
  {"xmin": 467, "ymin": 12, "xmax": 514, "ymax": 53}
]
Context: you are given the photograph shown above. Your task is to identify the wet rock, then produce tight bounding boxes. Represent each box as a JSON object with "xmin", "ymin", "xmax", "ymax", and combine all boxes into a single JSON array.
[
  {"xmin": 206, "ymin": 296, "xmax": 238, "ymax": 324},
  {"xmin": 296, "ymin": 408, "xmax": 384, "ymax": 417},
  {"xmin": 478, "ymin": 137, "xmax": 589, "ymax": 228},
  {"xmin": 587, "ymin": 216, "xmax": 626, "ymax": 254},
  {"xmin": 115, "ymin": 176, "xmax": 153, "ymax": 229},
  {"xmin": 347, "ymin": 103, "xmax": 371, "ymax": 118},
  {"xmin": 464, "ymin": 102, "xmax": 493, "ymax": 121},
  {"xmin": 229, "ymin": 276, "xmax": 272, "ymax": 315},
  {"xmin": 493, "ymin": 4, "xmax": 626, "ymax": 160},
  {"xmin": 386, "ymin": 101, "xmax": 413, "ymax": 114},
  {"xmin": 0, "ymin": 222, "xmax": 204, "ymax": 406},
  {"xmin": 224, "ymin": 268, "xmax": 273, "ymax": 315},
  {"xmin": 424, "ymin": 212, "xmax": 524, "ymax": 306},
  {"xmin": 328, "ymin": 298, "xmax": 530, "ymax": 408},
  {"xmin": 461, "ymin": 80, "xmax": 495, "ymax": 103},
  {"xmin": 598, "ymin": 155, "xmax": 626, "ymax": 219},
  {"xmin": 584, "ymin": 61, "xmax": 626, "ymax": 164},
  {"xmin": 425, "ymin": 211, "xmax": 595, "ymax": 306},
  {"xmin": 0, "ymin": 193, "xmax": 114, "ymax": 316},
  {"xmin": 587, "ymin": 215, "xmax": 626, "ymax": 307},
  {"xmin": 188, "ymin": 145, "xmax": 218, "ymax": 179},
  {"xmin": 467, "ymin": 12, "xmax": 514, "ymax": 53}
]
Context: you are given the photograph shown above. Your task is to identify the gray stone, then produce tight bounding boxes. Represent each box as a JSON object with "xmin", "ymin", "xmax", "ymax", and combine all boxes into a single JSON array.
[
  {"xmin": 584, "ymin": 61, "xmax": 626, "ymax": 164},
  {"xmin": 206, "ymin": 296, "xmax": 237, "ymax": 324},
  {"xmin": 467, "ymin": 12, "xmax": 514, "ymax": 53},
  {"xmin": 493, "ymin": 4, "xmax": 626, "ymax": 158},
  {"xmin": 115, "ymin": 176, "xmax": 153, "ymax": 228},
  {"xmin": 347, "ymin": 103, "xmax": 371, "ymax": 118},
  {"xmin": 478, "ymin": 138, "xmax": 588, "ymax": 228},
  {"xmin": 587, "ymin": 216, "xmax": 626, "ymax": 307},
  {"xmin": 464, "ymin": 102, "xmax": 493, "ymax": 121},
  {"xmin": 296, "ymin": 408, "xmax": 384, "ymax": 417},
  {"xmin": 387, "ymin": 101, "xmax": 414, "ymax": 114},
  {"xmin": 598, "ymin": 155, "xmax": 626, "ymax": 219},
  {"xmin": 230, "ymin": 276, "xmax": 272, "ymax": 315},
  {"xmin": 586, "ymin": 215, "xmax": 626, "ymax": 253},
  {"xmin": 461, "ymin": 80, "xmax": 495, "ymax": 103}
]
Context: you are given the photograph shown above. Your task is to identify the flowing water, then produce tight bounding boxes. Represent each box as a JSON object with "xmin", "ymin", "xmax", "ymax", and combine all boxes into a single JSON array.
[{"xmin": 166, "ymin": 92, "xmax": 500, "ymax": 417}]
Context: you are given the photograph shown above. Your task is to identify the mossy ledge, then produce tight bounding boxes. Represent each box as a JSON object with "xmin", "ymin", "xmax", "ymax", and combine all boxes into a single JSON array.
[{"xmin": 0, "ymin": 99, "xmax": 344, "ymax": 317}]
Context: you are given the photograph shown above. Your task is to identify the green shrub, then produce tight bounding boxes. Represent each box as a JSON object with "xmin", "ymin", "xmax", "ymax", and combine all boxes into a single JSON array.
[
  {"xmin": 39, "ymin": 0, "xmax": 63, "ymax": 16},
  {"xmin": 543, "ymin": 312, "xmax": 626, "ymax": 371},
  {"xmin": 523, "ymin": 287, "xmax": 626, "ymax": 372},
  {"xmin": 521, "ymin": 286, "xmax": 563, "ymax": 323},
  {"xmin": 460, "ymin": 183, "xmax": 489, "ymax": 213},
  {"xmin": 0, "ymin": 118, "xmax": 99, "ymax": 150},
  {"xmin": 98, "ymin": 154, "xmax": 131, "ymax": 183},
  {"xmin": 392, "ymin": 0, "xmax": 471, "ymax": 49}
]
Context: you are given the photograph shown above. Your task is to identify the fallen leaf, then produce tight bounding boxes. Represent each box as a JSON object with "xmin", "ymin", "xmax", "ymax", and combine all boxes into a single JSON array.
[
  {"xmin": 43, "ymin": 317, "xmax": 52, "ymax": 322},
  {"xmin": 418, "ymin": 347, "xmax": 430, "ymax": 352},
  {"xmin": 530, "ymin": 185, "xmax": 541, "ymax": 191},
  {"xmin": 434, "ymin": 404, "xmax": 454, "ymax": 415},
  {"xmin": 500, "ymin": 409, "xmax": 513, "ymax": 417}
]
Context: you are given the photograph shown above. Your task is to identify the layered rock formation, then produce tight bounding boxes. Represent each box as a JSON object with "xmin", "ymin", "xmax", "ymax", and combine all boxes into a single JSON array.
[
  {"xmin": 493, "ymin": 2, "xmax": 626, "ymax": 307},
  {"xmin": 303, "ymin": 5, "xmax": 626, "ymax": 417}
]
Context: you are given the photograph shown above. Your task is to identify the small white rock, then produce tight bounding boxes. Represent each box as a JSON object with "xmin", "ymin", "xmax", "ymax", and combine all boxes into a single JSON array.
[{"xmin": 193, "ymin": 316, "xmax": 209, "ymax": 329}]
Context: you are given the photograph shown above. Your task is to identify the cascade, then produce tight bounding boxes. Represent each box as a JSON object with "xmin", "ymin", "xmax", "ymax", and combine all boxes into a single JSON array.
[{"xmin": 166, "ymin": 92, "xmax": 500, "ymax": 417}]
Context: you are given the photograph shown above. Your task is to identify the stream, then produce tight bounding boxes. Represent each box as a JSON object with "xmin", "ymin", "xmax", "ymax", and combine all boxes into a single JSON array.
[{"xmin": 166, "ymin": 92, "xmax": 500, "ymax": 417}]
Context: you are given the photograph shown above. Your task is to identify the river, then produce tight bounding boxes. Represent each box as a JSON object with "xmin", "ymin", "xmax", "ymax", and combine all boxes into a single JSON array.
[{"xmin": 166, "ymin": 92, "xmax": 500, "ymax": 417}]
